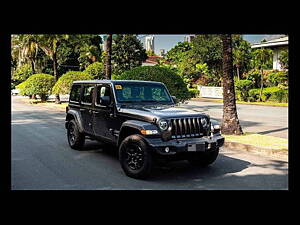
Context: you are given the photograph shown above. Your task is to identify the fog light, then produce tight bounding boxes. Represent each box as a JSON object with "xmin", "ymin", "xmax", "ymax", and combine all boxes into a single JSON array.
[{"xmin": 165, "ymin": 147, "xmax": 170, "ymax": 153}]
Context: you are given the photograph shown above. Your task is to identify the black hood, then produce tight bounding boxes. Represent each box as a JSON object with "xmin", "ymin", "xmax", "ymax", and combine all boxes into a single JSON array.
[{"xmin": 117, "ymin": 104, "xmax": 209, "ymax": 122}]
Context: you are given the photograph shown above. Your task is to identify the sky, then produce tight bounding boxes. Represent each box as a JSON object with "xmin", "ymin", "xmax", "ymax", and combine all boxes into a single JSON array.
[{"xmin": 137, "ymin": 34, "xmax": 286, "ymax": 55}]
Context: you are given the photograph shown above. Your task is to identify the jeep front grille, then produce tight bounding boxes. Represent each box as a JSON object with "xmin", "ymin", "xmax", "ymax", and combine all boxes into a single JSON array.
[{"xmin": 170, "ymin": 117, "xmax": 205, "ymax": 139}]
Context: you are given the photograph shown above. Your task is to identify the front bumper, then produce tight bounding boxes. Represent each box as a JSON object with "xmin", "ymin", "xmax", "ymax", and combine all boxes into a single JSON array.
[{"xmin": 146, "ymin": 135, "xmax": 224, "ymax": 156}]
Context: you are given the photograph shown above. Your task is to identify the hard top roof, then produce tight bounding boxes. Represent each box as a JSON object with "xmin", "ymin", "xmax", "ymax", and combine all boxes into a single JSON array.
[{"xmin": 72, "ymin": 80, "xmax": 163, "ymax": 85}]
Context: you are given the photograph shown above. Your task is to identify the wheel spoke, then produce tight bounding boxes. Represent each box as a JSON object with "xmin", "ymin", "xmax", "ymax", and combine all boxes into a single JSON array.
[{"xmin": 125, "ymin": 144, "xmax": 145, "ymax": 170}]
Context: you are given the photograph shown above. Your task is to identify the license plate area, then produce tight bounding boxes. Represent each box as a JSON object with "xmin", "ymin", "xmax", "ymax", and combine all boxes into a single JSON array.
[{"xmin": 187, "ymin": 143, "xmax": 205, "ymax": 152}]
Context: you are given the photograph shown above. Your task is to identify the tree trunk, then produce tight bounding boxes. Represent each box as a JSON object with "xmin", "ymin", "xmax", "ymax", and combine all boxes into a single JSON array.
[
  {"xmin": 31, "ymin": 59, "xmax": 36, "ymax": 74},
  {"xmin": 53, "ymin": 52, "xmax": 61, "ymax": 104},
  {"xmin": 105, "ymin": 34, "xmax": 112, "ymax": 79},
  {"xmin": 236, "ymin": 66, "xmax": 240, "ymax": 80},
  {"xmin": 259, "ymin": 68, "xmax": 264, "ymax": 102},
  {"xmin": 220, "ymin": 34, "xmax": 243, "ymax": 135}
]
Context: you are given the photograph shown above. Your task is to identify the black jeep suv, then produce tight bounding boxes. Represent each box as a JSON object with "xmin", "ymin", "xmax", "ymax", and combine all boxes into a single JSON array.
[{"xmin": 65, "ymin": 80, "xmax": 224, "ymax": 179}]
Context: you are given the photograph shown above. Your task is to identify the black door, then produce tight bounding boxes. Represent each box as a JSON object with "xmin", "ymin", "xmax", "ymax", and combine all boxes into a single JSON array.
[
  {"xmin": 93, "ymin": 84, "xmax": 117, "ymax": 143},
  {"xmin": 80, "ymin": 84, "xmax": 95, "ymax": 135}
]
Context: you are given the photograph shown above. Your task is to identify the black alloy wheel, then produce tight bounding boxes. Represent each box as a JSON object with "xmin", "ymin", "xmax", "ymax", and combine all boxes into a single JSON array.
[
  {"xmin": 67, "ymin": 119, "xmax": 85, "ymax": 150},
  {"xmin": 119, "ymin": 134, "xmax": 153, "ymax": 179},
  {"xmin": 125, "ymin": 144, "xmax": 145, "ymax": 170}
]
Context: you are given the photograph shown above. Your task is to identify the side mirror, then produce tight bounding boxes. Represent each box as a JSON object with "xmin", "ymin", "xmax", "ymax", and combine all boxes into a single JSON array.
[
  {"xmin": 99, "ymin": 96, "xmax": 111, "ymax": 106},
  {"xmin": 171, "ymin": 96, "xmax": 177, "ymax": 103}
]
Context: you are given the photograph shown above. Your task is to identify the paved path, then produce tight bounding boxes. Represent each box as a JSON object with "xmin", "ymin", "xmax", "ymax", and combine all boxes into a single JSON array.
[
  {"xmin": 11, "ymin": 96, "xmax": 288, "ymax": 190},
  {"xmin": 182, "ymin": 99, "xmax": 288, "ymax": 139}
]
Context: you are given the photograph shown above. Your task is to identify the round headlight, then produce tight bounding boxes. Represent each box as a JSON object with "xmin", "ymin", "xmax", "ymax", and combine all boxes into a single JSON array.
[
  {"xmin": 201, "ymin": 118, "xmax": 208, "ymax": 128},
  {"xmin": 158, "ymin": 120, "xmax": 168, "ymax": 131}
]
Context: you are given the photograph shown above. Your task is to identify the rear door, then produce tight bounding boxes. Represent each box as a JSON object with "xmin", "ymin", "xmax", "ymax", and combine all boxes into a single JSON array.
[{"xmin": 80, "ymin": 84, "xmax": 95, "ymax": 134}]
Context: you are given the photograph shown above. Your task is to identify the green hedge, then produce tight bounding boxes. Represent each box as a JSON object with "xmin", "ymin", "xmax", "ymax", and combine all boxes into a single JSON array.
[
  {"xmin": 248, "ymin": 87, "xmax": 288, "ymax": 103},
  {"xmin": 116, "ymin": 66, "xmax": 190, "ymax": 102},
  {"xmin": 12, "ymin": 64, "xmax": 33, "ymax": 86},
  {"xmin": 52, "ymin": 71, "xmax": 93, "ymax": 95},
  {"xmin": 83, "ymin": 62, "xmax": 105, "ymax": 79},
  {"xmin": 266, "ymin": 70, "xmax": 288, "ymax": 87},
  {"xmin": 17, "ymin": 73, "xmax": 55, "ymax": 101},
  {"xmin": 188, "ymin": 88, "xmax": 200, "ymax": 98},
  {"xmin": 235, "ymin": 79, "xmax": 253, "ymax": 101}
]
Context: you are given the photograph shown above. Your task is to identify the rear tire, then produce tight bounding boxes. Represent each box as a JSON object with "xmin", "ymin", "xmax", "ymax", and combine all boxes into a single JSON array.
[
  {"xmin": 67, "ymin": 119, "xmax": 85, "ymax": 150},
  {"xmin": 187, "ymin": 148, "xmax": 219, "ymax": 167},
  {"xmin": 119, "ymin": 134, "xmax": 153, "ymax": 179}
]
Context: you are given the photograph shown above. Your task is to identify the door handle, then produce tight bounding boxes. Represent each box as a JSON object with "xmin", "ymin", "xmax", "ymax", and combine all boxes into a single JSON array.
[
  {"xmin": 109, "ymin": 113, "xmax": 114, "ymax": 118},
  {"xmin": 93, "ymin": 111, "xmax": 100, "ymax": 114},
  {"xmin": 80, "ymin": 108, "xmax": 86, "ymax": 111}
]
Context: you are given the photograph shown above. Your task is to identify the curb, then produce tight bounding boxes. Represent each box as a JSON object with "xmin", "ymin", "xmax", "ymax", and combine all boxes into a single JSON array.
[{"xmin": 223, "ymin": 141, "xmax": 288, "ymax": 161}]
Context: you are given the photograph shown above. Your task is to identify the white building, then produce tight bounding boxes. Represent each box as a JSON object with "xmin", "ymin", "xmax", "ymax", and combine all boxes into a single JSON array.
[
  {"xmin": 145, "ymin": 36, "xmax": 155, "ymax": 52},
  {"xmin": 251, "ymin": 35, "xmax": 288, "ymax": 70},
  {"xmin": 184, "ymin": 35, "xmax": 195, "ymax": 43}
]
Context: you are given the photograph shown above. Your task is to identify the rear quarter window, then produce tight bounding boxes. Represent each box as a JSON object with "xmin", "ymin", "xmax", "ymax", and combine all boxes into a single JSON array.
[{"xmin": 70, "ymin": 85, "xmax": 81, "ymax": 102}]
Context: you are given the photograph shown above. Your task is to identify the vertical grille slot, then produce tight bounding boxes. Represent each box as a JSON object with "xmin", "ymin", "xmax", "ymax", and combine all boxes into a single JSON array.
[{"xmin": 170, "ymin": 117, "xmax": 204, "ymax": 139}]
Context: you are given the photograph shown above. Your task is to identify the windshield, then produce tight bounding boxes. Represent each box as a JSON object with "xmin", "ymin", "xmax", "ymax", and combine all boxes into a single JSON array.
[{"xmin": 113, "ymin": 82, "xmax": 173, "ymax": 104}]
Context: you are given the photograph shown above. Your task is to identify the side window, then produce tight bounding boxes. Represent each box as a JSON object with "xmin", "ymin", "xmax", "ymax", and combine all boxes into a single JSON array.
[
  {"xmin": 81, "ymin": 85, "xmax": 95, "ymax": 104},
  {"xmin": 70, "ymin": 85, "xmax": 81, "ymax": 102},
  {"xmin": 96, "ymin": 85, "xmax": 111, "ymax": 105}
]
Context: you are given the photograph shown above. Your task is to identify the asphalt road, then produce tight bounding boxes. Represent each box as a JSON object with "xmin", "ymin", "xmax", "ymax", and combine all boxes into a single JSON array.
[
  {"xmin": 11, "ymin": 96, "xmax": 288, "ymax": 190},
  {"xmin": 185, "ymin": 99, "xmax": 288, "ymax": 139}
]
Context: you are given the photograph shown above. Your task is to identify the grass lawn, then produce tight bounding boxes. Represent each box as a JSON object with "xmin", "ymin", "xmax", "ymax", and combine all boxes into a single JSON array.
[{"xmin": 223, "ymin": 133, "xmax": 288, "ymax": 151}]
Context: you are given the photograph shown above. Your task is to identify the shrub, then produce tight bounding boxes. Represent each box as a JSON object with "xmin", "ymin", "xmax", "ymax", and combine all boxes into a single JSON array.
[
  {"xmin": 12, "ymin": 64, "xmax": 33, "ymax": 85},
  {"xmin": 188, "ymin": 88, "xmax": 200, "ymax": 98},
  {"xmin": 265, "ymin": 87, "xmax": 288, "ymax": 103},
  {"xmin": 248, "ymin": 89, "xmax": 260, "ymax": 102},
  {"xmin": 245, "ymin": 69, "xmax": 261, "ymax": 88},
  {"xmin": 16, "ymin": 80, "xmax": 29, "ymax": 96},
  {"xmin": 116, "ymin": 66, "xmax": 190, "ymax": 102},
  {"xmin": 279, "ymin": 49, "xmax": 288, "ymax": 70},
  {"xmin": 83, "ymin": 62, "xmax": 105, "ymax": 79},
  {"xmin": 266, "ymin": 70, "xmax": 288, "ymax": 87},
  {"xmin": 52, "ymin": 71, "xmax": 93, "ymax": 95},
  {"xmin": 248, "ymin": 87, "xmax": 288, "ymax": 103},
  {"xmin": 235, "ymin": 79, "xmax": 253, "ymax": 101},
  {"xmin": 20, "ymin": 74, "xmax": 55, "ymax": 101}
]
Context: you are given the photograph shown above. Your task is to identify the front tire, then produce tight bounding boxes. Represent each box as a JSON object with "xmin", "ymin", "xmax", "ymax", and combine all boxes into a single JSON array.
[
  {"xmin": 119, "ymin": 134, "xmax": 153, "ymax": 179},
  {"xmin": 187, "ymin": 148, "xmax": 219, "ymax": 167},
  {"xmin": 67, "ymin": 119, "xmax": 85, "ymax": 150}
]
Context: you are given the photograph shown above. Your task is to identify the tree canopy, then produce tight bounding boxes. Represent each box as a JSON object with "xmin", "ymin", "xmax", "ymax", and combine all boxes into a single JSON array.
[{"xmin": 111, "ymin": 34, "xmax": 147, "ymax": 75}]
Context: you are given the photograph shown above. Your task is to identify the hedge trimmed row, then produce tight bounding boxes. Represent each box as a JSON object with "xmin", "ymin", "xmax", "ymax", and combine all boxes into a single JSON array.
[
  {"xmin": 16, "ymin": 74, "xmax": 56, "ymax": 101},
  {"xmin": 16, "ymin": 65, "xmax": 192, "ymax": 103},
  {"xmin": 52, "ymin": 71, "xmax": 93, "ymax": 95},
  {"xmin": 248, "ymin": 87, "xmax": 288, "ymax": 103}
]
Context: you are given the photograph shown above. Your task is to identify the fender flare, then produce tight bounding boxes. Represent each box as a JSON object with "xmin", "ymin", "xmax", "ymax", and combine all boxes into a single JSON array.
[
  {"xmin": 65, "ymin": 109, "xmax": 84, "ymax": 133},
  {"xmin": 117, "ymin": 120, "xmax": 159, "ymax": 146}
]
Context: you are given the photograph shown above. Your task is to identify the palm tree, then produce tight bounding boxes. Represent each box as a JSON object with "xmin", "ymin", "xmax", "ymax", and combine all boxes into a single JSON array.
[
  {"xmin": 221, "ymin": 34, "xmax": 243, "ymax": 135},
  {"xmin": 36, "ymin": 34, "xmax": 69, "ymax": 104},
  {"xmin": 19, "ymin": 35, "xmax": 39, "ymax": 74},
  {"xmin": 105, "ymin": 34, "xmax": 112, "ymax": 79},
  {"xmin": 252, "ymin": 48, "xmax": 273, "ymax": 101}
]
